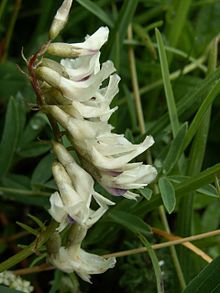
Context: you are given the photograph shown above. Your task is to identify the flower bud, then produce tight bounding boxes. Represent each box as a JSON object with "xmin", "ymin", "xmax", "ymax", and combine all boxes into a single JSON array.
[
  {"xmin": 49, "ymin": 0, "xmax": 73, "ymax": 40},
  {"xmin": 47, "ymin": 43, "xmax": 82, "ymax": 58}
]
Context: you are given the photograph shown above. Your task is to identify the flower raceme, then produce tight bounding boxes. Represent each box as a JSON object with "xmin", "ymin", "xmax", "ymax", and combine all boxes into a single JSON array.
[
  {"xmin": 37, "ymin": 26, "xmax": 157, "ymax": 199},
  {"xmin": 34, "ymin": 1, "xmax": 157, "ymax": 282}
]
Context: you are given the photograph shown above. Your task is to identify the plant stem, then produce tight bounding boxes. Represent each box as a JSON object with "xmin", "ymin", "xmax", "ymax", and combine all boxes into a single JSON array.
[
  {"xmin": 104, "ymin": 228, "xmax": 220, "ymax": 258},
  {"xmin": 139, "ymin": 55, "xmax": 206, "ymax": 95},
  {"xmin": 0, "ymin": 220, "xmax": 57, "ymax": 272},
  {"xmin": 127, "ymin": 24, "xmax": 145, "ymax": 134}
]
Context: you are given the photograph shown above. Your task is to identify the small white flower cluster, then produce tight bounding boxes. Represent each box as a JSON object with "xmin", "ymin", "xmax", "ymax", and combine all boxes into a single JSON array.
[
  {"xmin": 34, "ymin": 0, "xmax": 157, "ymax": 283},
  {"xmin": 0, "ymin": 271, "xmax": 34, "ymax": 292}
]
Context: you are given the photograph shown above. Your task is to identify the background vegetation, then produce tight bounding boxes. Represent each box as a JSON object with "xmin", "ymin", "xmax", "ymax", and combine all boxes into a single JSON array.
[{"xmin": 1, "ymin": 0, "xmax": 220, "ymax": 292}]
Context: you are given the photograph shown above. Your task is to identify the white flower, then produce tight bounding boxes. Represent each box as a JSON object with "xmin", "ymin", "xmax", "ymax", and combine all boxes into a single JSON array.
[
  {"xmin": 38, "ymin": 60, "xmax": 115, "ymax": 102},
  {"xmin": 44, "ymin": 105, "xmax": 112, "ymax": 143},
  {"xmin": 49, "ymin": 224, "xmax": 116, "ymax": 283},
  {"xmin": 47, "ymin": 27, "xmax": 109, "ymax": 57},
  {"xmin": 90, "ymin": 133, "xmax": 155, "ymax": 169},
  {"xmin": 49, "ymin": 142, "xmax": 114, "ymax": 231}
]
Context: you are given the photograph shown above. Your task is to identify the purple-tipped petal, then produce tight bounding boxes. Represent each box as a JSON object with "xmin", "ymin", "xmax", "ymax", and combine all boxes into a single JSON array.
[
  {"xmin": 67, "ymin": 214, "xmax": 75, "ymax": 224},
  {"xmin": 107, "ymin": 187, "xmax": 127, "ymax": 196},
  {"xmin": 104, "ymin": 170, "xmax": 122, "ymax": 177}
]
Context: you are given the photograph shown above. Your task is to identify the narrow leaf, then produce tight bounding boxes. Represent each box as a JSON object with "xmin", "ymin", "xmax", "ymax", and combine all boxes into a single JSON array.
[
  {"xmin": 0, "ymin": 286, "xmax": 23, "ymax": 293},
  {"xmin": 163, "ymin": 122, "xmax": 187, "ymax": 174},
  {"xmin": 76, "ymin": 0, "xmax": 113, "ymax": 27},
  {"xmin": 183, "ymin": 79, "xmax": 220, "ymax": 150},
  {"xmin": 139, "ymin": 235, "xmax": 164, "ymax": 293},
  {"xmin": 108, "ymin": 210, "xmax": 152, "ymax": 236},
  {"xmin": 0, "ymin": 97, "xmax": 19, "ymax": 177},
  {"xmin": 16, "ymin": 222, "xmax": 38, "ymax": 236},
  {"xmin": 158, "ymin": 177, "xmax": 176, "ymax": 213},
  {"xmin": 183, "ymin": 256, "xmax": 220, "ymax": 293},
  {"xmin": 155, "ymin": 28, "xmax": 180, "ymax": 137}
]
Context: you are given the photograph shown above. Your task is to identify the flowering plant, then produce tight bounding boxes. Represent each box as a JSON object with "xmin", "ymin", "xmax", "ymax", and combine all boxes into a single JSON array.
[{"xmin": 32, "ymin": 0, "xmax": 157, "ymax": 282}]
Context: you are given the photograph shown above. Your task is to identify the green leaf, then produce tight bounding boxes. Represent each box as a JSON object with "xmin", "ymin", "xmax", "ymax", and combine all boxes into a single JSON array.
[
  {"xmin": 0, "ymin": 187, "xmax": 50, "ymax": 207},
  {"xmin": 148, "ymin": 67, "xmax": 220, "ymax": 136},
  {"xmin": 139, "ymin": 187, "xmax": 153, "ymax": 200},
  {"xmin": 183, "ymin": 255, "xmax": 220, "ymax": 293},
  {"xmin": 158, "ymin": 177, "xmax": 176, "ymax": 213},
  {"xmin": 0, "ymin": 286, "xmax": 23, "ymax": 293},
  {"xmin": 163, "ymin": 122, "xmax": 187, "ymax": 174},
  {"xmin": 139, "ymin": 235, "xmax": 164, "ymax": 293},
  {"xmin": 0, "ymin": 97, "xmax": 20, "ymax": 177},
  {"xmin": 155, "ymin": 28, "xmax": 180, "ymax": 137},
  {"xmin": 108, "ymin": 210, "xmax": 152, "ymax": 236},
  {"xmin": 134, "ymin": 162, "xmax": 220, "ymax": 216},
  {"xmin": 183, "ymin": 79, "xmax": 220, "ymax": 150},
  {"xmin": 123, "ymin": 85, "xmax": 138, "ymax": 130},
  {"xmin": 0, "ymin": 62, "xmax": 30, "ymax": 102},
  {"xmin": 31, "ymin": 153, "xmax": 53, "ymax": 188},
  {"xmin": 76, "ymin": 0, "xmax": 113, "ymax": 27},
  {"xmin": 106, "ymin": 0, "xmax": 139, "ymax": 61},
  {"xmin": 18, "ymin": 143, "xmax": 51, "ymax": 158},
  {"xmin": 18, "ymin": 112, "xmax": 48, "ymax": 147},
  {"xmin": 28, "ymin": 213, "xmax": 45, "ymax": 230},
  {"xmin": 16, "ymin": 221, "xmax": 38, "ymax": 236}
]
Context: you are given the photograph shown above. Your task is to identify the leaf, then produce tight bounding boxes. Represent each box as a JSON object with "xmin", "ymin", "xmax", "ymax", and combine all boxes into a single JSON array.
[
  {"xmin": 0, "ymin": 97, "xmax": 20, "ymax": 177},
  {"xmin": 16, "ymin": 222, "xmax": 38, "ymax": 236},
  {"xmin": 0, "ymin": 187, "xmax": 50, "ymax": 207},
  {"xmin": 183, "ymin": 255, "xmax": 220, "ymax": 293},
  {"xmin": 108, "ymin": 210, "xmax": 152, "ymax": 236},
  {"xmin": 106, "ymin": 0, "xmax": 139, "ymax": 61},
  {"xmin": 147, "ymin": 67, "xmax": 220, "ymax": 136},
  {"xmin": 163, "ymin": 122, "xmax": 188, "ymax": 174},
  {"xmin": 133, "ymin": 162, "xmax": 220, "ymax": 216},
  {"xmin": 31, "ymin": 153, "xmax": 53, "ymax": 188},
  {"xmin": 76, "ymin": 0, "xmax": 113, "ymax": 27},
  {"xmin": 0, "ymin": 62, "xmax": 30, "ymax": 102},
  {"xmin": 18, "ymin": 112, "xmax": 48, "ymax": 147},
  {"xmin": 18, "ymin": 143, "xmax": 51, "ymax": 158},
  {"xmin": 139, "ymin": 187, "xmax": 153, "ymax": 200},
  {"xmin": 183, "ymin": 79, "xmax": 220, "ymax": 150},
  {"xmin": 139, "ymin": 235, "xmax": 164, "ymax": 293},
  {"xmin": 158, "ymin": 177, "xmax": 176, "ymax": 213},
  {"xmin": 123, "ymin": 85, "xmax": 138, "ymax": 130},
  {"xmin": 155, "ymin": 28, "xmax": 180, "ymax": 137},
  {"xmin": 0, "ymin": 286, "xmax": 23, "ymax": 293},
  {"xmin": 28, "ymin": 214, "xmax": 45, "ymax": 230}
]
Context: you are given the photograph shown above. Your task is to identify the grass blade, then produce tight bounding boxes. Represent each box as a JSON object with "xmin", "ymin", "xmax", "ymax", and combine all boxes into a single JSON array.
[
  {"xmin": 155, "ymin": 28, "xmax": 180, "ymax": 137},
  {"xmin": 76, "ymin": 0, "xmax": 113, "ymax": 27}
]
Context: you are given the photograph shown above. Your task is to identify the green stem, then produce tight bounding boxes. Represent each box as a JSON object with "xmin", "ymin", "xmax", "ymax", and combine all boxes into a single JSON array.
[{"xmin": 0, "ymin": 220, "xmax": 57, "ymax": 272}]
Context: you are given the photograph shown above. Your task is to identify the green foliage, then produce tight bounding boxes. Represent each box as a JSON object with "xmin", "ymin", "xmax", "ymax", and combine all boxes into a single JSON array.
[
  {"xmin": 183, "ymin": 256, "xmax": 220, "ymax": 293},
  {"xmin": 1, "ymin": 0, "xmax": 220, "ymax": 292}
]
